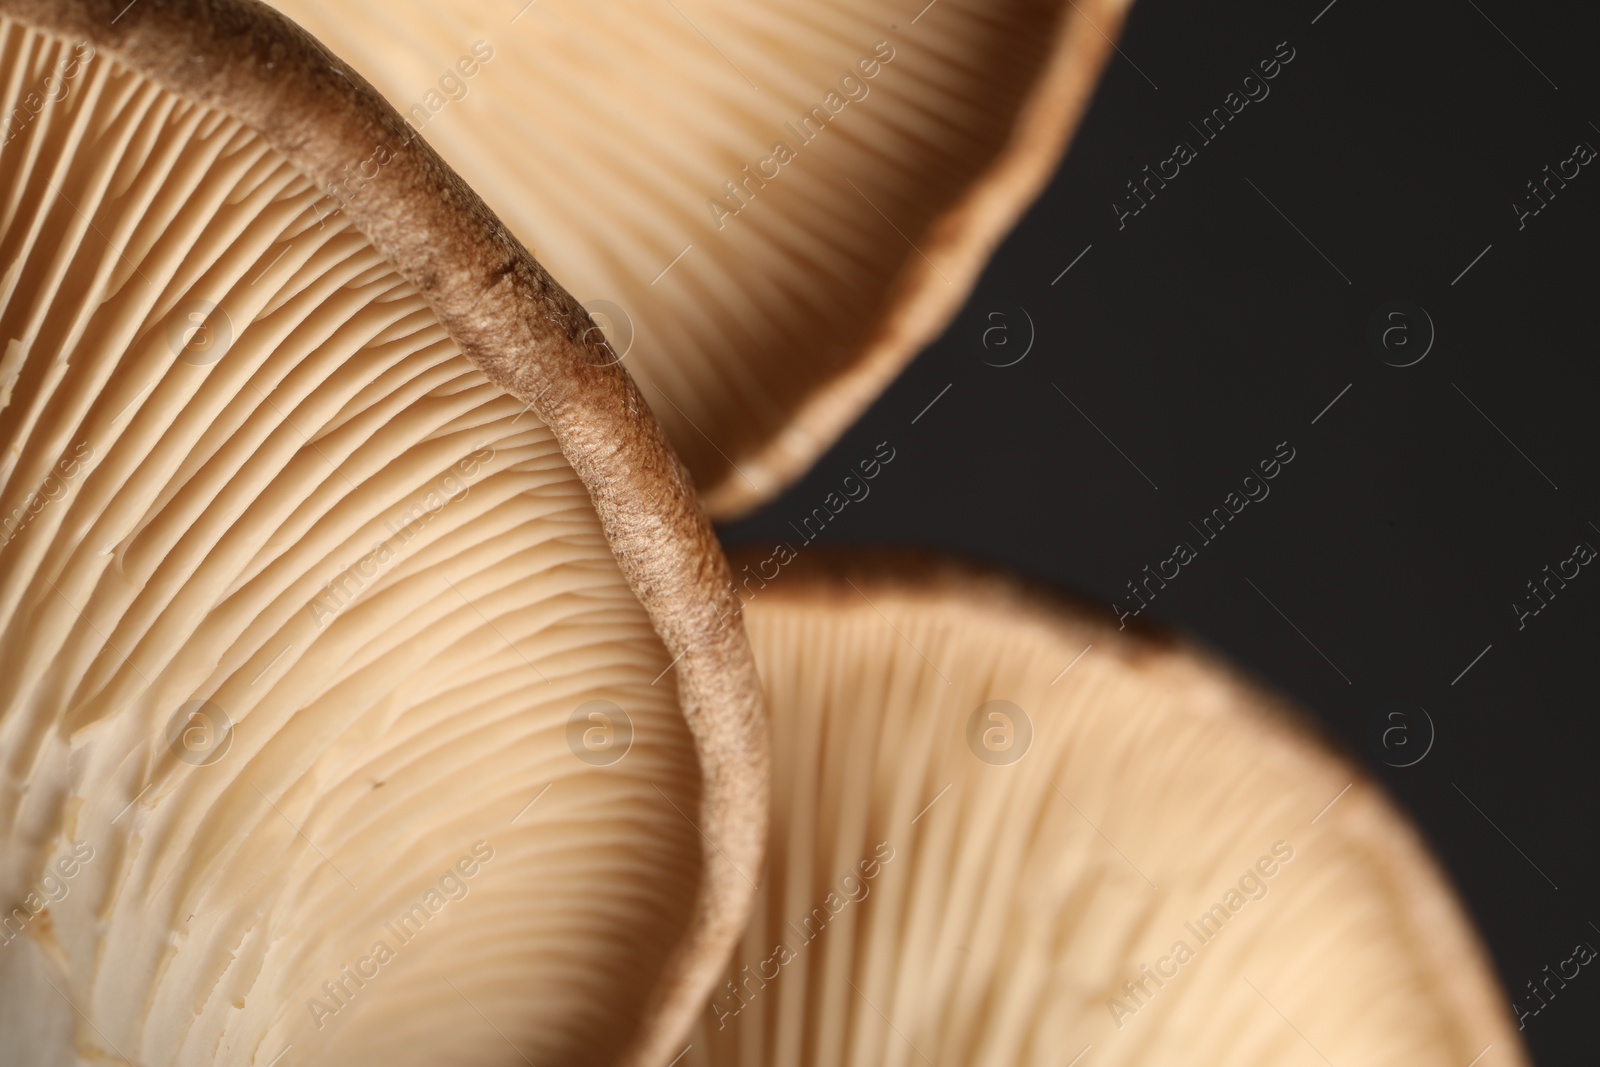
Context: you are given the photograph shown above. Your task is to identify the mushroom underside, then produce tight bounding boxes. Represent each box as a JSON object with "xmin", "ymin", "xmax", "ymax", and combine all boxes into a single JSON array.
[
  {"xmin": 0, "ymin": 20, "xmax": 705, "ymax": 1066},
  {"xmin": 264, "ymin": 0, "xmax": 1129, "ymax": 517},
  {"xmin": 688, "ymin": 557, "xmax": 1525, "ymax": 1067}
]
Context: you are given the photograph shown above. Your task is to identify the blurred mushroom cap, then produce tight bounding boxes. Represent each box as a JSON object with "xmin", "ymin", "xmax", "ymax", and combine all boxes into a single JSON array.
[{"xmin": 688, "ymin": 550, "xmax": 1526, "ymax": 1067}]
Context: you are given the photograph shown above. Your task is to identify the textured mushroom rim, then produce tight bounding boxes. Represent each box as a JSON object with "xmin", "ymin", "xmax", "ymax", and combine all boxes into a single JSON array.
[
  {"xmin": 720, "ymin": 545, "xmax": 1517, "ymax": 1046},
  {"xmin": 0, "ymin": 2, "xmax": 769, "ymax": 1064},
  {"xmin": 701, "ymin": 0, "xmax": 1129, "ymax": 518}
]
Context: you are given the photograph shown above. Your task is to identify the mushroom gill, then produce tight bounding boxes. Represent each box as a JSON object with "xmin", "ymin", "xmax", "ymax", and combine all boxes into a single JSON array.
[
  {"xmin": 261, "ymin": 0, "xmax": 1133, "ymax": 518},
  {"xmin": 688, "ymin": 553, "xmax": 1525, "ymax": 1067},
  {"xmin": 0, "ymin": 6, "xmax": 763, "ymax": 1066}
]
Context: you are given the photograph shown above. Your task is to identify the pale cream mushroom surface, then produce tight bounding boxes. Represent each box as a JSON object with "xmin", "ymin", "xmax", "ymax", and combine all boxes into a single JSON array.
[
  {"xmin": 688, "ymin": 552, "xmax": 1526, "ymax": 1067},
  {"xmin": 0, "ymin": 3, "xmax": 766, "ymax": 1066},
  {"xmin": 261, "ymin": 0, "xmax": 1134, "ymax": 519}
]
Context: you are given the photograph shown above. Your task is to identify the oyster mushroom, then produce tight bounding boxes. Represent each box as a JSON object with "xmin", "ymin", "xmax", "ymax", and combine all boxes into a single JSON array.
[
  {"xmin": 260, "ymin": 0, "xmax": 1134, "ymax": 518},
  {"xmin": 689, "ymin": 552, "xmax": 1525, "ymax": 1067},
  {"xmin": 0, "ymin": 3, "xmax": 764, "ymax": 1065}
]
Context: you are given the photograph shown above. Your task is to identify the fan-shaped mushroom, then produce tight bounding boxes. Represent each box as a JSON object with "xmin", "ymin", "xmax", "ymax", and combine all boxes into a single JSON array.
[
  {"xmin": 689, "ymin": 552, "xmax": 1525, "ymax": 1067},
  {"xmin": 259, "ymin": 0, "xmax": 1133, "ymax": 518},
  {"xmin": 0, "ymin": 3, "xmax": 764, "ymax": 1065}
]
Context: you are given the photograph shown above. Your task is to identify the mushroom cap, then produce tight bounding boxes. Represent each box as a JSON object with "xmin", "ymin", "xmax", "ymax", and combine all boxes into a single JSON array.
[
  {"xmin": 0, "ymin": 2, "xmax": 764, "ymax": 1065},
  {"xmin": 688, "ymin": 550, "xmax": 1525, "ymax": 1067},
  {"xmin": 260, "ymin": 0, "xmax": 1132, "ymax": 518}
]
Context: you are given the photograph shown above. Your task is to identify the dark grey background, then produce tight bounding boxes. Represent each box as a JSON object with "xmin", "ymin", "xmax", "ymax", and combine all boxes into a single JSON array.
[{"xmin": 724, "ymin": 0, "xmax": 1599, "ymax": 1060}]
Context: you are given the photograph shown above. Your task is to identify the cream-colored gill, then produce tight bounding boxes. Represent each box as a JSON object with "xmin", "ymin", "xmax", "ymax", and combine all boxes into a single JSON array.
[
  {"xmin": 687, "ymin": 559, "xmax": 1525, "ymax": 1067},
  {"xmin": 0, "ymin": 19, "xmax": 699, "ymax": 1067},
  {"xmin": 264, "ymin": 0, "xmax": 1131, "ymax": 517}
]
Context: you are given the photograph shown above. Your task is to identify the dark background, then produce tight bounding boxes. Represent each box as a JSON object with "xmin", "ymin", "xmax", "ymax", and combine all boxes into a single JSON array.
[{"xmin": 724, "ymin": 0, "xmax": 1599, "ymax": 1061}]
